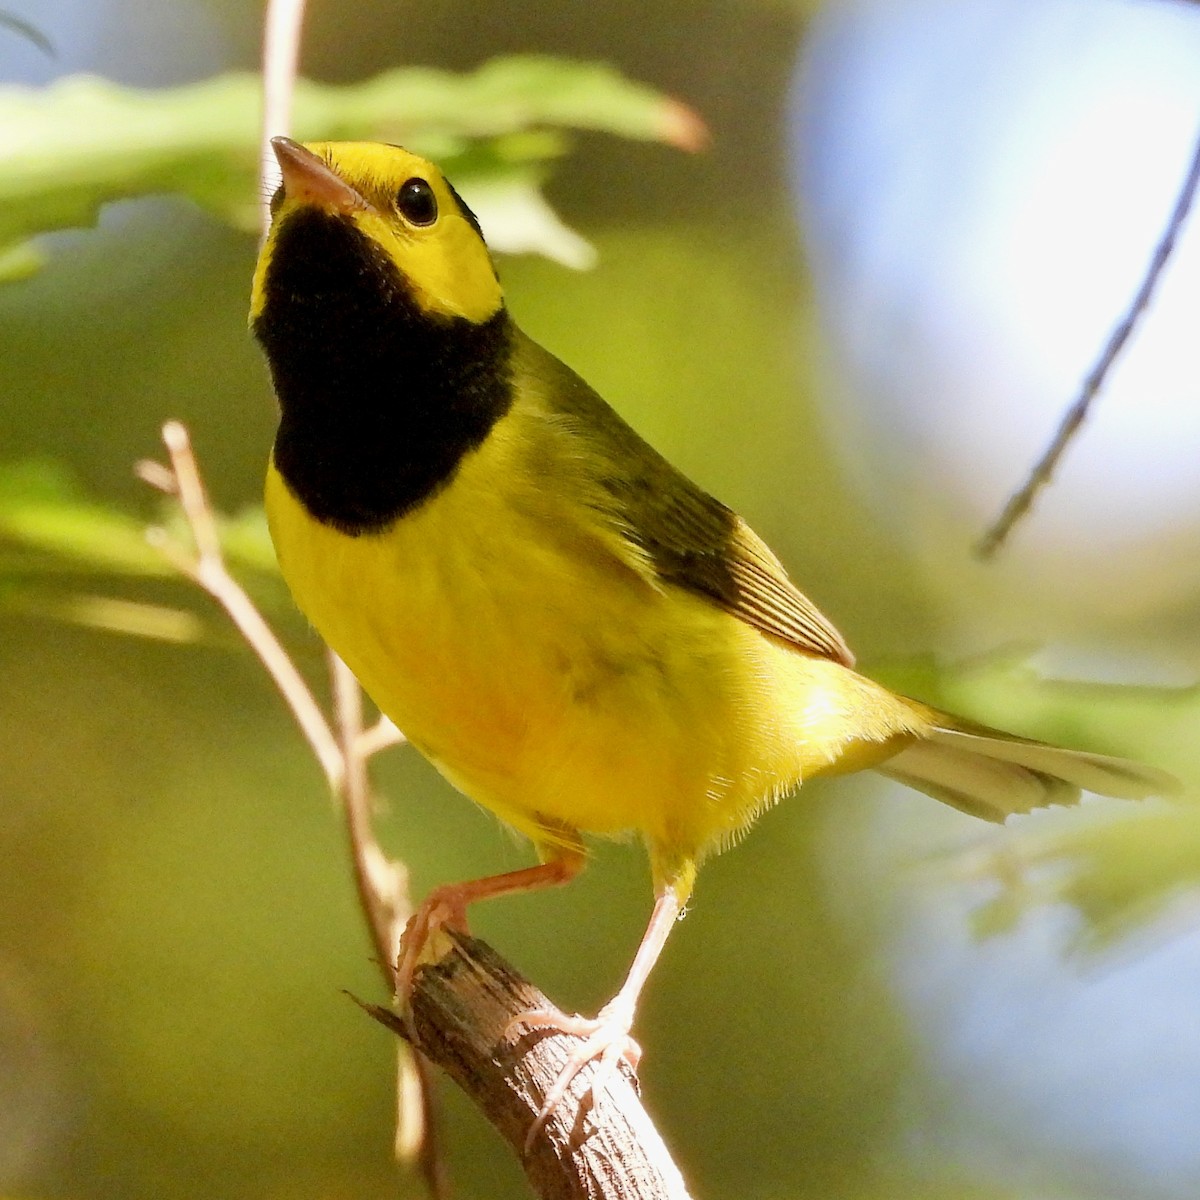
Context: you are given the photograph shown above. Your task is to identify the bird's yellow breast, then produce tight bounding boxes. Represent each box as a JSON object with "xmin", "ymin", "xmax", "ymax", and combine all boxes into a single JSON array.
[{"xmin": 265, "ymin": 396, "xmax": 916, "ymax": 864}]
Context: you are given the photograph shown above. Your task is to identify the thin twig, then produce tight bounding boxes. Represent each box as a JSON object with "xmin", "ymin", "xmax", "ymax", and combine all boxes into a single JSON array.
[
  {"xmin": 0, "ymin": 12, "xmax": 56, "ymax": 58},
  {"xmin": 328, "ymin": 652, "xmax": 441, "ymax": 1183},
  {"xmin": 357, "ymin": 715, "xmax": 408, "ymax": 760},
  {"xmin": 330, "ymin": 651, "xmax": 410, "ymax": 991},
  {"xmin": 260, "ymin": 0, "xmax": 308, "ymax": 234},
  {"xmin": 257, "ymin": 1, "xmax": 443, "ymax": 1188},
  {"xmin": 140, "ymin": 423, "xmax": 446, "ymax": 1195},
  {"xmin": 976, "ymin": 120, "xmax": 1200, "ymax": 559},
  {"xmin": 138, "ymin": 424, "xmax": 342, "ymax": 787}
]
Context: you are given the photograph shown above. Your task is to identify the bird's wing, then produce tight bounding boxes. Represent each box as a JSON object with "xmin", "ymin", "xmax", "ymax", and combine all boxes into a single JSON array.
[
  {"xmin": 521, "ymin": 334, "xmax": 855, "ymax": 667},
  {"xmin": 617, "ymin": 473, "xmax": 855, "ymax": 668}
]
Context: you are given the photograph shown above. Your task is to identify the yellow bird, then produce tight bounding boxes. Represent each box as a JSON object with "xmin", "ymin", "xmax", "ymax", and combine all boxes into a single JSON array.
[{"xmin": 251, "ymin": 137, "xmax": 1173, "ymax": 1129}]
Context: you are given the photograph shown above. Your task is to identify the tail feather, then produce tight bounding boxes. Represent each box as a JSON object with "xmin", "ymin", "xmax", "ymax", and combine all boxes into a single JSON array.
[{"xmin": 879, "ymin": 716, "xmax": 1178, "ymax": 824}]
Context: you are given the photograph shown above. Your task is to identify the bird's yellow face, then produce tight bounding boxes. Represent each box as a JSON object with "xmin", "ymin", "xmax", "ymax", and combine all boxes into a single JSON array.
[
  {"xmin": 250, "ymin": 139, "xmax": 503, "ymax": 325},
  {"xmin": 251, "ymin": 138, "xmax": 517, "ymax": 532}
]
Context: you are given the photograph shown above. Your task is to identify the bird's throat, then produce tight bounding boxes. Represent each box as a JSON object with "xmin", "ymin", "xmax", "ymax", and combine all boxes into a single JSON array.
[{"xmin": 253, "ymin": 208, "xmax": 514, "ymax": 534}]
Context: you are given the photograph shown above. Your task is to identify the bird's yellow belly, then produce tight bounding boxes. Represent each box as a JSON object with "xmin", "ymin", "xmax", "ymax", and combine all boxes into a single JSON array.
[{"xmin": 265, "ymin": 460, "xmax": 913, "ymax": 861}]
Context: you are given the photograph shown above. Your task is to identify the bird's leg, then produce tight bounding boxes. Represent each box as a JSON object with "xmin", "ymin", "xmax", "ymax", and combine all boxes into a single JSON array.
[
  {"xmin": 396, "ymin": 844, "xmax": 585, "ymax": 1006},
  {"xmin": 514, "ymin": 864, "xmax": 694, "ymax": 1149}
]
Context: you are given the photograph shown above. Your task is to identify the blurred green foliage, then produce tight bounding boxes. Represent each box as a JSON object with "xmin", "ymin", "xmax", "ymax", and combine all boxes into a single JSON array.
[
  {"xmin": 1, "ymin": 4, "xmax": 1195, "ymax": 1200},
  {"xmin": 0, "ymin": 56, "xmax": 695, "ymax": 277},
  {"xmin": 0, "ymin": 458, "xmax": 170, "ymax": 575}
]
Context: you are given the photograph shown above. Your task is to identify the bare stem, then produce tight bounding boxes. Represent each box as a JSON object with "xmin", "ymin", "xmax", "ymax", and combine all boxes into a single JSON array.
[
  {"xmin": 976, "ymin": 121, "xmax": 1200, "ymax": 558},
  {"xmin": 358, "ymin": 715, "xmax": 408, "ymax": 760},
  {"xmin": 142, "ymin": 423, "xmax": 342, "ymax": 787},
  {"xmin": 260, "ymin": 0, "xmax": 308, "ymax": 234},
  {"xmin": 255, "ymin": 3, "xmax": 445, "ymax": 1190},
  {"xmin": 328, "ymin": 652, "xmax": 443, "ymax": 1189},
  {"xmin": 330, "ymin": 650, "xmax": 410, "ymax": 987},
  {"xmin": 140, "ymin": 421, "xmax": 445, "ymax": 1196}
]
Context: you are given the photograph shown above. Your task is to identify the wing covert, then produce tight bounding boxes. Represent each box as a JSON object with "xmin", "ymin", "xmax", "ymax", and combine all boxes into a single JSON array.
[{"xmin": 519, "ymin": 333, "xmax": 855, "ymax": 667}]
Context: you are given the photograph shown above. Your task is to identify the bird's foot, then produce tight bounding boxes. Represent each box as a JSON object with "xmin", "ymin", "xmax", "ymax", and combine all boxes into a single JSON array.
[
  {"xmin": 508, "ymin": 997, "xmax": 643, "ymax": 1151},
  {"xmin": 394, "ymin": 858, "xmax": 586, "ymax": 1011},
  {"xmin": 395, "ymin": 884, "xmax": 472, "ymax": 1006}
]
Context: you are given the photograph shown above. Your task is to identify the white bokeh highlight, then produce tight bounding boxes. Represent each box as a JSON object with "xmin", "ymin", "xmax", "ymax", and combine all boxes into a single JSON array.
[
  {"xmin": 793, "ymin": 0, "xmax": 1200, "ymax": 644},
  {"xmin": 797, "ymin": 4, "xmax": 1200, "ymax": 1196}
]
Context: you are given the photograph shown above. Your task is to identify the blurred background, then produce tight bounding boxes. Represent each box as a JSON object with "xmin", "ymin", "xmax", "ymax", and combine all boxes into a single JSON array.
[{"xmin": 1, "ymin": 1, "xmax": 1199, "ymax": 1197}]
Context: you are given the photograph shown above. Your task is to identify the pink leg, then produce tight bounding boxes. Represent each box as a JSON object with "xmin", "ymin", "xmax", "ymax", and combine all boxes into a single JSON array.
[
  {"xmin": 396, "ymin": 850, "xmax": 585, "ymax": 1004},
  {"xmin": 513, "ymin": 883, "xmax": 685, "ymax": 1149}
]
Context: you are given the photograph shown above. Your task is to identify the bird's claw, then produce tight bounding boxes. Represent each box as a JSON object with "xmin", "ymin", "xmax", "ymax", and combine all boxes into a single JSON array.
[
  {"xmin": 508, "ymin": 1001, "xmax": 642, "ymax": 1152},
  {"xmin": 395, "ymin": 887, "xmax": 471, "ymax": 1006}
]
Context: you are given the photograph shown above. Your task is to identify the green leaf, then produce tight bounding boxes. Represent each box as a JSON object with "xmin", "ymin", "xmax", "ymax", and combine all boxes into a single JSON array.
[
  {"xmin": 0, "ymin": 459, "xmax": 168, "ymax": 576},
  {"xmin": 462, "ymin": 172, "xmax": 597, "ymax": 269},
  {"xmin": 873, "ymin": 648, "xmax": 1197, "ymax": 779},
  {"xmin": 150, "ymin": 501, "xmax": 280, "ymax": 579},
  {"xmin": 0, "ymin": 57, "xmax": 701, "ymax": 273},
  {"xmin": 0, "ymin": 240, "xmax": 44, "ymax": 281},
  {"xmin": 1046, "ymin": 807, "xmax": 1200, "ymax": 947},
  {"xmin": 213, "ymin": 505, "xmax": 278, "ymax": 575},
  {"xmin": 337, "ymin": 56, "xmax": 706, "ymax": 150},
  {"xmin": 881, "ymin": 649, "xmax": 1200, "ymax": 949},
  {"xmin": 0, "ymin": 458, "xmax": 303, "ymax": 647},
  {"xmin": 1, "ymin": 582, "xmax": 206, "ymax": 643},
  {"xmin": 966, "ymin": 804, "xmax": 1200, "ymax": 952}
]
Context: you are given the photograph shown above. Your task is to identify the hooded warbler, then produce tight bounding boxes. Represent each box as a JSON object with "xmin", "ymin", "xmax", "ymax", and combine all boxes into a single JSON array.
[{"xmin": 250, "ymin": 137, "xmax": 1175, "ymax": 1130}]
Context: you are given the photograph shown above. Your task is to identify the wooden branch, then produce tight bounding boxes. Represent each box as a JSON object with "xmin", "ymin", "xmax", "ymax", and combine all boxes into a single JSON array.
[{"xmin": 359, "ymin": 930, "xmax": 694, "ymax": 1200}]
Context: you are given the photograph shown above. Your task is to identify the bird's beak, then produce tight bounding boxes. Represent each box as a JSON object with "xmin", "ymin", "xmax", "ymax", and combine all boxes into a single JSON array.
[{"xmin": 271, "ymin": 137, "xmax": 366, "ymax": 214}]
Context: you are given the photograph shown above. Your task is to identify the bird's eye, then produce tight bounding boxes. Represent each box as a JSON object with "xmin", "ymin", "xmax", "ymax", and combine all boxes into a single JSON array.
[{"xmin": 396, "ymin": 178, "xmax": 438, "ymax": 226}]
